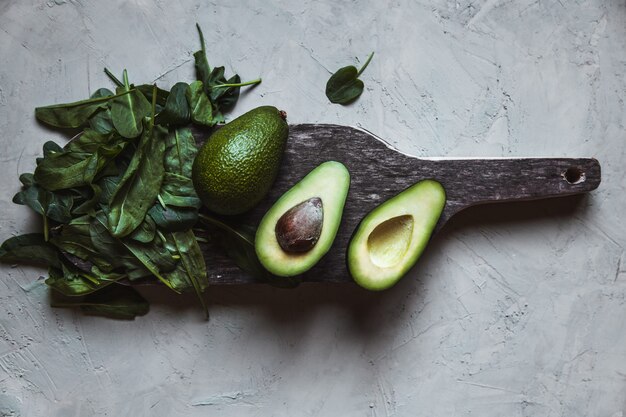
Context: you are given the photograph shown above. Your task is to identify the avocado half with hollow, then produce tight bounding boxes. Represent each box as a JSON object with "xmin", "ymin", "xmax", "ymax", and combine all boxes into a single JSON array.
[
  {"xmin": 348, "ymin": 180, "xmax": 446, "ymax": 291},
  {"xmin": 255, "ymin": 161, "xmax": 350, "ymax": 277}
]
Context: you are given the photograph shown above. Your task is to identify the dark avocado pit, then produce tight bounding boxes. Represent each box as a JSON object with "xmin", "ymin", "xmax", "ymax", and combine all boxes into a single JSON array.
[{"xmin": 275, "ymin": 197, "xmax": 323, "ymax": 252}]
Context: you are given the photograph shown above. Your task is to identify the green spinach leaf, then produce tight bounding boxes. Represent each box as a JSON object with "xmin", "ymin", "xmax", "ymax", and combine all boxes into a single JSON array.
[
  {"xmin": 148, "ymin": 204, "xmax": 198, "ymax": 232},
  {"xmin": 186, "ymin": 81, "xmax": 214, "ymax": 126},
  {"xmin": 13, "ymin": 173, "xmax": 73, "ymax": 223},
  {"xmin": 146, "ymin": 127, "xmax": 200, "ymax": 230},
  {"xmin": 0, "ymin": 233, "xmax": 61, "ymax": 268},
  {"xmin": 164, "ymin": 127, "xmax": 197, "ymax": 176},
  {"xmin": 107, "ymin": 124, "xmax": 166, "ymax": 237},
  {"xmin": 91, "ymin": 88, "xmax": 114, "ymax": 98},
  {"xmin": 159, "ymin": 173, "xmax": 201, "ymax": 208},
  {"xmin": 193, "ymin": 23, "xmax": 211, "ymax": 86},
  {"xmin": 35, "ymin": 89, "xmax": 132, "ymax": 128},
  {"xmin": 212, "ymin": 74, "xmax": 241, "ymax": 112},
  {"xmin": 49, "ymin": 215, "xmax": 116, "ymax": 272},
  {"xmin": 206, "ymin": 66, "xmax": 226, "ymax": 90},
  {"xmin": 326, "ymin": 52, "xmax": 374, "ymax": 104},
  {"xmin": 34, "ymin": 139, "xmax": 125, "ymax": 191},
  {"xmin": 65, "ymin": 129, "xmax": 118, "ymax": 153},
  {"xmin": 121, "ymin": 237, "xmax": 178, "ymax": 290},
  {"xmin": 127, "ymin": 215, "xmax": 157, "ymax": 243},
  {"xmin": 36, "ymin": 141, "xmax": 63, "ymax": 167},
  {"xmin": 157, "ymin": 82, "xmax": 190, "ymax": 126},
  {"xmin": 51, "ymin": 284, "xmax": 149, "ymax": 320},
  {"xmin": 90, "ymin": 212, "xmax": 151, "ymax": 278},
  {"xmin": 111, "ymin": 70, "xmax": 152, "ymax": 138},
  {"xmin": 71, "ymin": 183, "xmax": 102, "ymax": 216},
  {"xmin": 46, "ymin": 263, "xmax": 122, "ymax": 296},
  {"xmin": 88, "ymin": 88, "xmax": 115, "ymax": 134},
  {"xmin": 97, "ymin": 168, "xmax": 126, "ymax": 206},
  {"xmin": 190, "ymin": 24, "xmax": 260, "ymax": 121},
  {"xmin": 89, "ymin": 109, "xmax": 115, "ymax": 135},
  {"xmin": 207, "ymin": 68, "xmax": 242, "ymax": 110},
  {"xmin": 41, "ymin": 140, "xmax": 63, "ymax": 158},
  {"xmin": 136, "ymin": 84, "xmax": 170, "ymax": 108},
  {"xmin": 49, "ymin": 215, "xmax": 97, "ymax": 259},
  {"xmin": 168, "ymin": 230, "xmax": 209, "ymax": 317}
]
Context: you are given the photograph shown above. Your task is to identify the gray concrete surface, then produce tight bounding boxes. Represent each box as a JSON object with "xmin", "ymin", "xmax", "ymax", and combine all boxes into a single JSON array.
[{"xmin": 1, "ymin": 0, "xmax": 625, "ymax": 416}]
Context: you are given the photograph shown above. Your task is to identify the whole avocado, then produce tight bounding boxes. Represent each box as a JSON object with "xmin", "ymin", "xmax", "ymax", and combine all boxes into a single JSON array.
[{"xmin": 192, "ymin": 106, "xmax": 288, "ymax": 215}]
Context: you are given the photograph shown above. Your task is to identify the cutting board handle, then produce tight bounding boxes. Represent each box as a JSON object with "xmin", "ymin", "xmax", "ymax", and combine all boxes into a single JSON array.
[{"xmin": 434, "ymin": 157, "xmax": 601, "ymax": 223}]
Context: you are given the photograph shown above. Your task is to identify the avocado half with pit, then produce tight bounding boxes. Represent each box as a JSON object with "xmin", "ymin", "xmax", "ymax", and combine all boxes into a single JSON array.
[
  {"xmin": 255, "ymin": 161, "xmax": 350, "ymax": 277},
  {"xmin": 348, "ymin": 180, "xmax": 446, "ymax": 291}
]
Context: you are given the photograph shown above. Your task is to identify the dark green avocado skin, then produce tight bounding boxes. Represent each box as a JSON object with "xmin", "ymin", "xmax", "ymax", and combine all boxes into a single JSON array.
[{"xmin": 192, "ymin": 106, "xmax": 288, "ymax": 215}]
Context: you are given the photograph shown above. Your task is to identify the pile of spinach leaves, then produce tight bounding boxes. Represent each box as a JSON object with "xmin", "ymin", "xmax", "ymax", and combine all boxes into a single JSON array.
[{"xmin": 0, "ymin": 25, "xmax": 262, "ymax": 319}]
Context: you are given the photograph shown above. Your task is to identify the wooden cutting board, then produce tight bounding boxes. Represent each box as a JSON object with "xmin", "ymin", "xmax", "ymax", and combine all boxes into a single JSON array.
[{"xmin": 199, "ymin": 124, "xmax": 601, "ymax": 285}]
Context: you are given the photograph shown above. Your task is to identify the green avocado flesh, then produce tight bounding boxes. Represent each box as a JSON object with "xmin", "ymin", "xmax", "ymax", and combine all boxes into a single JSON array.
[
  {"xmin": 255, "ymin": 161, "xmax": 350, "ymax": 277},
  {"xmin": 348, "ymin": 179, "xmax": 446, "ymax": 291},
  {"xmin": 192, "ymin": 106, "xmax": 288, "ymax": 215}
]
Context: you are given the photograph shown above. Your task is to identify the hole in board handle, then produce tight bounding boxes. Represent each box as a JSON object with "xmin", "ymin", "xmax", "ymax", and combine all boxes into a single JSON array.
[{"xmin": 563, "ymin": 166, "xmax": 586, "ymax": 184}]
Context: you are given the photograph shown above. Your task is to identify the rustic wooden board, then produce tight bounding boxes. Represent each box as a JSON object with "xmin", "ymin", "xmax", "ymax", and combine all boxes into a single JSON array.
[{"xmin": 199, "ymin": 124, "xmax": 601, "ymax": 285}]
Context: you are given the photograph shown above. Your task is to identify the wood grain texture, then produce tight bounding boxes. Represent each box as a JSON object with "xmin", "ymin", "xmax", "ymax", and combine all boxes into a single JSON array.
[{"xmin": 199, "ymin": 124, "xmax": 601, "ymax": 285}]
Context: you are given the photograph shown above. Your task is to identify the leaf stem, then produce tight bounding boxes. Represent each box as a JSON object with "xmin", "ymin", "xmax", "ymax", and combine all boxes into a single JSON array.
[
  {"xmin": 104, "ymin": 68, "xmax": 124, "ymax": 87},
  {"xmin": 51, "ymin": 302, "xmax": 110, "ymax": 308},
  {"xmin": 35, "ymin": 89, "xmax": 135, "ymax": 111},
  {"xmin": 196, "ymin": 23, "xmax": 206, "ymax": 54},
  {"xmin": 156, "ymin": 229, "xmax": 168, "ymax": 245},
  {"xmin": 149, "ymin": 84, "xmax": 157, "ymax": 131},
  {"xmin": 212, "ymin": 78, "xmax": 262, "ymax": 89},
  {"xmin": 122, "ymin": 69, "xmax": 131, "ymax": 90},
  {"xmin": 157, "ymin": 194, "xmax": 167, "ymax": 210},
  {"xmin": 79, "ymin": 272, "xmax": 101, "ymax": 285},
  {"xmin": 150, "ymin": 268, "xmax": 178, "ymax": 292},
  {"xmin": 356, "ymin": 52, "xmax": 374, "ymax": 77},
  {"xmin": 43, "ymin": 214, "xmax": 49, "ymax": 242},
  {"xmin": 198, "ymin": 213, "xmax": 252, "ymax": 245}
]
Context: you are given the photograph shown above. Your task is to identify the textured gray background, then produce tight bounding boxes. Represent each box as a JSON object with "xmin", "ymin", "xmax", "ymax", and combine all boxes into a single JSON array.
[{"xmin": 0, "ymin": 0, "xmax": 625, "ymax": 416}]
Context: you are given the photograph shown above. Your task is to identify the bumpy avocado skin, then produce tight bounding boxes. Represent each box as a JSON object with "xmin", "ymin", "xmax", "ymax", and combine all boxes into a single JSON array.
[{"xmin": 192, "ymin": 106, "xmax": 288, "ymax": 215}]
